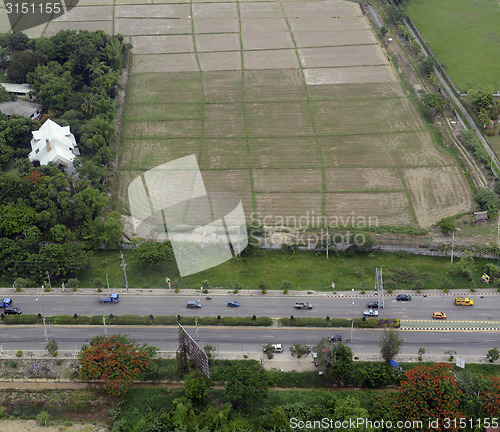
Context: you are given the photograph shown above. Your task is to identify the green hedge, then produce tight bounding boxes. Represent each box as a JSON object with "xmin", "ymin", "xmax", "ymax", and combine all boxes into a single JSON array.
[
  {"xmin": 1, "ymin": 315, "xmax": 273, "ymax": 327},
  {"xmin": 2, "ymin": 315, "xmax": 392, "ymax": 328},
  {"xmin": 278, "ymin": 317, "xmax": 381, "ymax": 328}
]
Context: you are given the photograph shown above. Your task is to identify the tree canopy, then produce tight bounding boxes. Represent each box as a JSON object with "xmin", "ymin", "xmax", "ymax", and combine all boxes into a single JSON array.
[{"xmin": 78, "ymin": 334, "xmax": 156, "ymax": 396}]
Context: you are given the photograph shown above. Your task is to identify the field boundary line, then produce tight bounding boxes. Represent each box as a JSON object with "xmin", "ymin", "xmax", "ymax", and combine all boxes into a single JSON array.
[
  {"xmin": 396, "ymin": 167, "xmax": 418, "ymax": 225},
  {"xmin": 280, "ymin": 3, "xmax": 326, "ymax": 218},
  {"xmin": 236, "ymin": 0, "xmax": 256, "ymax": 215},
  {"xmin": 189, "ymin": 0, "xmax": 206, "ymax": 166}
]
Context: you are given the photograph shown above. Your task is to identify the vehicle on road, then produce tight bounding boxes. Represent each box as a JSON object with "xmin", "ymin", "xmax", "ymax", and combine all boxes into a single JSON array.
[
  {"xmin": 367, "ymin": 301, "xmax": 382, "ymax": 309},
  {"xmin": 455, "ymin": 297, "xmax": 473, "ymax": 306},
  {"xmin": 227, "ymin": 300, "xmax": 239, "ymax": 307},
  {"xmin": 312, "ymin": 352, "xmax": 319, "ymax": 367},
  {"xmin": 294, "ymin": 302, "xmax": 313, "ymax": 309},
  {"xmin": 263, "ymin": 343, "xmax": 283, "ymax": 353},
  {"xmin": 396, "ymin": 294, "xmax": 412, "ymax": 301},
  {"xmin": 432, "ymin": 312, "xmax": 447, "ymax": 320},
  {"xmin": 0, "ymin": 298, "xmax": 12, "ymax": 308},
  {"xmin": 187, "ymin": 300, "xmax": 202, "ymax": 309},
  {"xmin": 4, "ymin": 307, "xmax": 21, "ymax": 315},
  {"xmin": 98, "ymin": 293, "xmax": 119, "ymax": 304},
  {"xmin": 206, "ymin": 295, "xmax": 212, "ymax": 300},
  {"xmin": 328, "ymin": 334, "xmax": 342, "ymax": 342},
  {"xmin": 363, "ymin": 309, "xmax": 379, "ymax": 317}
]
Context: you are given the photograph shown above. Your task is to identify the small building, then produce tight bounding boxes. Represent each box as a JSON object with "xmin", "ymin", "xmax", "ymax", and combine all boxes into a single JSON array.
[
  {"xmin": 28, "ymin": 119, "xmax": 80, "ymax": 174},
  {"xmin": 0, "ymin": 83, "xmax": 34, "ymax": 99},
  {"xmin": 0, "ymin": 100, "xmax": 42, "ymax": 120},
  {"xmin": 473, "ymin": 211, "xmax": 488, "ymax": 223}
]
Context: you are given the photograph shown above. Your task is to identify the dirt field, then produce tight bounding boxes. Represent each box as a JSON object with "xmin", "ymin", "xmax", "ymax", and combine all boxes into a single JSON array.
[{"xmin": 0, "ymin": 0, "xmax": 474, "ymax": 228}]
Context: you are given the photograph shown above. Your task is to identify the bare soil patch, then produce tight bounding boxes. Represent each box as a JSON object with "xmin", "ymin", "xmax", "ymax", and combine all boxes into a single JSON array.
[
  {"xmin": 198, "ymin": 51, "xmax": 241, "ymax": 71},
  {"xmin": 243, "ymin": 49, "xmax": 299, "ymax": 70},
  {"xmin": 241, "ymin": 32, "xmax": 294, "ymax": 50},
  {"xmin": 324, "ymin": 168, "xmax": 403, "ymax": 192},
  {"xmin": 294, "ymin": 29, "xmax": 377, "ymax": 47},
  {"xmin": 196, "ymin": 33, "xmax": 240, "ymax": 52},
  {"xmin": 303, "ymin": 65, "xmax": 395, "ymax": 85},
  {"xmin": 132, "ymin": 53, "xmax": 198, "ymax": 73},
  {"xmin": 255, "ymin": 193, "xmax": 322, "ymax": 224},
  {"xmin": 199, "ymin": 138, "xmax": 249, "ymax": 170},
  {"xmin": 194, "ymin": 18, "xmax": 239, "ymax": 33},
  {"xmin": 402, "ymin": 166, "xmax": 474, "ymax": 228},
  {"xmin": 325, "ymin": 192, "xmax": 414, "ymax": 226},
  {"xmin": 131, "ymin": 35, "xmax": 194, "ymax": 54},
  {"xmin": 253, "ymin": 169, "xmax": 323, "ymax": 192},
  {"xmin": 299, "ymin": 45, "xmax": 386, "ymax": 69}
]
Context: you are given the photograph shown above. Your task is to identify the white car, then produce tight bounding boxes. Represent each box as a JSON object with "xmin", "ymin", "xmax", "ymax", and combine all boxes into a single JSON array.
[
  {"xmin": 363, "ymin": 309, "xmax": 379, "ymax": 317},
  {"xmin": 263, "ymin": 343, "xmax": 283, "ymax": 353}
]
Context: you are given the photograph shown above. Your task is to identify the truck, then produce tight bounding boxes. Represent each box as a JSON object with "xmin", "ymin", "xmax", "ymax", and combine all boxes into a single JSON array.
[
  {"xmin": 294, "ymin": 302, "xmax": 313, "ymax": 309},
  {"xmin": 0, "ymin": 298, "xmax": 12, "ymax": 308},
  {"xmin": 98, "ymin": 293, "xmax": 119, "ymax": 303}
]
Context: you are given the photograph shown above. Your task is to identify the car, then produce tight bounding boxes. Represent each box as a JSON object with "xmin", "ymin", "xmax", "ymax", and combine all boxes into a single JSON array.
[
  {"xmin": 227, "ymin": 300, "xmax": 239, "ymax": 307},
  {"xmin": 328, "ymin": 334, "xmax": 342, "ymax": 342},
  {"xmin": 363, "ymin": 309, "xmax": 379, "ymax": 317},
  {"xmin": 455, "ymin": 297, "xmax": 473, "ymax": 306},
  {"xmin": 367, "ymin": 301, "xmax": 382, "ymax": 309},
  {"xmin": 4, "ymin": 307, "xmax": 22, "ymax": 315},
  {"xmin": 0, "ymin": 298, "xmax": 12, "ymax": 308},
  {"xmin": 396, "ymin": 294, "xmax": 412, "ymax": 301},
  {"xmin": 186, "ymin": 300, "xmax": 202, "ymax": 309},
  {"xmin": 263, "ymin": 343, "xmax": 283, "ymax": 353},
  {"xmin": 432, "ymin": 312, "xmax": 447, "ymax": 320}
]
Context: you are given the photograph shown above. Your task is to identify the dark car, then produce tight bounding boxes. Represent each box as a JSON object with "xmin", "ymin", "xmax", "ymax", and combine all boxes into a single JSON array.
[
  {"xmin": 4, "ymin": 307, "xmax": 22, "ymax": 315},
  {"xmin": 367, "ymin": 301, "xmax": 381, "ymax": 309},
  {"xmin": 186, "ymin": 301, "xmax": 202, "ymax": 309},
  {"xmin": 328, "ymin": 334, "xmax": 342, "ymax": 342},
  {"xmin": 396, "ymin": 294, "xmax": 412, "ymax": 301},
  {"xmin": 227, "ymin": 301, "xmax": 239, "ymax": 307}
]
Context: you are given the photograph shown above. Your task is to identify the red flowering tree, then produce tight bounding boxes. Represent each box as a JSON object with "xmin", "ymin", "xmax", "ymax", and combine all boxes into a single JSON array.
[
  {"xmin": 481, "ymin": 375, "xmax": 500, "ymax": 415},
  {"xmin": 77, "ymin": 335, "xmax": 156, "ymax": 396},
  {"xmin": 372, "ymin": 363, "xmax": 464, "ymax": 432}
]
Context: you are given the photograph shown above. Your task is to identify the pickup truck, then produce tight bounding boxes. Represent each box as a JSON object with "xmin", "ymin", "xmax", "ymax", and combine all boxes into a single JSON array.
[
  {"xmin": 294, "ymin": 302, "xmax": 313, "ymax": 309},
  {"xmin": 0, "ymin": 298, "xmax": 12, "ymax": 308},
  {"xmin": 98, "ymin": 293, "xmax": 119, "ymax": 303}
]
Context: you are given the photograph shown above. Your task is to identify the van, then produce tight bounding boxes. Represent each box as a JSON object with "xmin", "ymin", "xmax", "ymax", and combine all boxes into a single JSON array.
[
  {"xmin": 455, "ymin": 297, "xmax": 473, "ymax": 306},
  {"xmin": 187, "ymin": 300, "xmax": 202, "ymax": 309}
]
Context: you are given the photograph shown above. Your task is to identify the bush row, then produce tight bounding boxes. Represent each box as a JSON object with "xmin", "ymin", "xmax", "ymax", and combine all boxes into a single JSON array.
[
  {"xmin": 1, "ymin": 314, "xmax": 273, "ymax": 327},
  {"xmin": 278, "ymin": 317, "xmax": 388, "ymax": 328},
  {"xmin": 2, "ymin": 315, "xmax": 397, "ymax": 328}
]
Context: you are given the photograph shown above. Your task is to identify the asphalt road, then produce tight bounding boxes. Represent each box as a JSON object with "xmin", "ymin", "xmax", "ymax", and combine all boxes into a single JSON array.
[
  {"xmin": 7, "ymin": 293, "xmax": 500, "ymax": 322},
  {"xmin": 0, "ymin": 325, "xmax": 497, "ymax": 358}
]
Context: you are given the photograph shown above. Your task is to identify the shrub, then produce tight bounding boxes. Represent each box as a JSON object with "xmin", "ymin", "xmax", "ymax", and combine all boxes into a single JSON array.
[
  {"xmin": 93, "ymin": 278, "xmax": 104, "ymax": 288},
  {"xmin": 201, "ymin": 280, "xmax": 210, "ymax": 290},
  {"xmin": 175, "ymin": 288, "xmax": 180, "ymax": 293},
  {"xmin": 16, "ymin": 350, "xmax": 23, "ymax": 357},
  {"xmin": 233, "ymin": 288, "xmax": 239, "ymax": 294},
  {"xmin": 387, "ymin": 288, "xmax": 393, "ymax": 294},
  {"xmin": 44, "ymin": 286, "xmax": 50, "ymax": 292},
  {"xmin": 486, "ymin": 347, "xmax": 500, "ymax": 363},
  {"xmin": 8, "ymin": 360, "xmax": 17, "ymax": 368},
  {"xmin": 45, "ymin": 339, "xmax": 58, "ymax": 357},
  {"xmin": 36, "ymin": 410, "xmax": 51, "ymax": 426},
  {"xmin": 361, "ymin": 290, "xmax": 366, "ymax": 294},
  {"xmin": 66, "ymin": 279, "xmax": 79, "ymax": 289},
  {"xmin": 281, "ymin": 280, "xmax": 292, "ymax": 292}
]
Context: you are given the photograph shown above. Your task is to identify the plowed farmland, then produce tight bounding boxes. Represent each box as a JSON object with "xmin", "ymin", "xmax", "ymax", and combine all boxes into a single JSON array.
[{"xmin": 2, "ymin": 0, "xmax": 474, "ymax": 228}]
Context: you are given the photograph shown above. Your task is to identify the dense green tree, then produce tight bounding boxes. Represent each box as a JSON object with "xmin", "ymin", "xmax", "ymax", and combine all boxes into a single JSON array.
[
  {"xmin": 224, "ymin": 362, "xmax": 268, "ymax": 409},
  {"xmin": 487, "ymin": 347, "xmax": 500, "ymax": 363},
  {"xmin": 438, "ymin": 216, "xmax": 456, "ymax": 234},
  {"xmin": 0, "ymin": 204, "xmax": 36, "ymax": 237},
  {"xmin": 0, "ymin": 144, "xmax": 14, "ymax": 165},
  {"xmin": 315, "ymin": 338, "xmax": 354, "ymax": 385},
  {"xmin": 379, "ymin": 328, "xmax": 404, "ymax": 364},
  {"xmin": 7, "ymin": 50, "xmax": 47, "ymax": 83},
  {"xmin": 0, "ymin": 32, "xmax": 29, "ymax": 51},
  {"xmin": 184, "ymin": 371, "xmax": 211, "ymax": 404},
  {"xmin": 0, "ymin": 85, "xmax": 10, "ymax": 103},
  {"xmin": 100, "ymin": 211, "xmax": 124, "ymax": 247},
  {"xmin": 135, "ymin": 242, "xmax": 174, "ymax": 266},
  {"xmin": 332, "ymin": 396, "xmax": 374, "ymax": 432},
  {"xmin": 73, "ymin": 187, "xmax": 108, "ymax": 224},
  {"xmin": 474, "ymin": 187, "xmax": 500, "ymax": 217},
  {"xmin": 421, "ymin": 93, "xmax": 448, "ymax": 115}
]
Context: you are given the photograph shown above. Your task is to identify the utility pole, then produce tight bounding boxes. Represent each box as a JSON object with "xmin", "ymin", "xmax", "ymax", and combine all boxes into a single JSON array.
[
  {"xmin": 120, "ymin": 251, "xmax": 129, "ymax": 292},
  {"xmin": 106, "ymin": 273, "xmax": 109, "ymax": 291},
  {"xmin": 103, "ymin": 316, "xmax": 107, "ymax": 336},
  {"xmin": 46, "ymin": 271, "xmax": 52, "ymax": 291},
  {"xmin": 450, "ymin": 232, "xmax": 455, "ymax": 265}
]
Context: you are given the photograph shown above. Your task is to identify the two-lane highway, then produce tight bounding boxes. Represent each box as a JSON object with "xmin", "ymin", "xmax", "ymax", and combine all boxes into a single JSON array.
[{"xmin": 7, "ymin": 293, "xmax": 500, "ymax": 321}]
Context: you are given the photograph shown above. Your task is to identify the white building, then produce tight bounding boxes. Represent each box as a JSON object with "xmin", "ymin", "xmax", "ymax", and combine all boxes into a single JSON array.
[
  {"xmin": 0, "ymin": 83, "xmax": 34, "ymax": 99},
  {"xmin": 28, "ymin": 119, "xmax": 79, "ymax": 174}
]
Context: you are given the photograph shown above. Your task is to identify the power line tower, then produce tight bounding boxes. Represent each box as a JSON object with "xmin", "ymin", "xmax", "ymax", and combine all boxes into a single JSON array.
[{"xmin": 376, "ymin": 268, "xmax": 384, "ymax": 309}]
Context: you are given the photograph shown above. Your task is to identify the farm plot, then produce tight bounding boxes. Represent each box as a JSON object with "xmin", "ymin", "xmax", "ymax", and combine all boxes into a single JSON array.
[
  {"xmin": 78, "ymin": 0, "xmax": 472, "ymax": 227},
  {"xmin": 402, "ymin": 167, "xmax": 474, "ymax": 228},
  {"xmin": 319, "ymin": 131, "xmax": 450, "ymax": 167},
  {"xmin": 312, "ymin": 98, "xmax": 422, "ymax": 135},
  {"xmin": 324, "ymin": 168, "xmax": 403, "ymax": 192}
]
